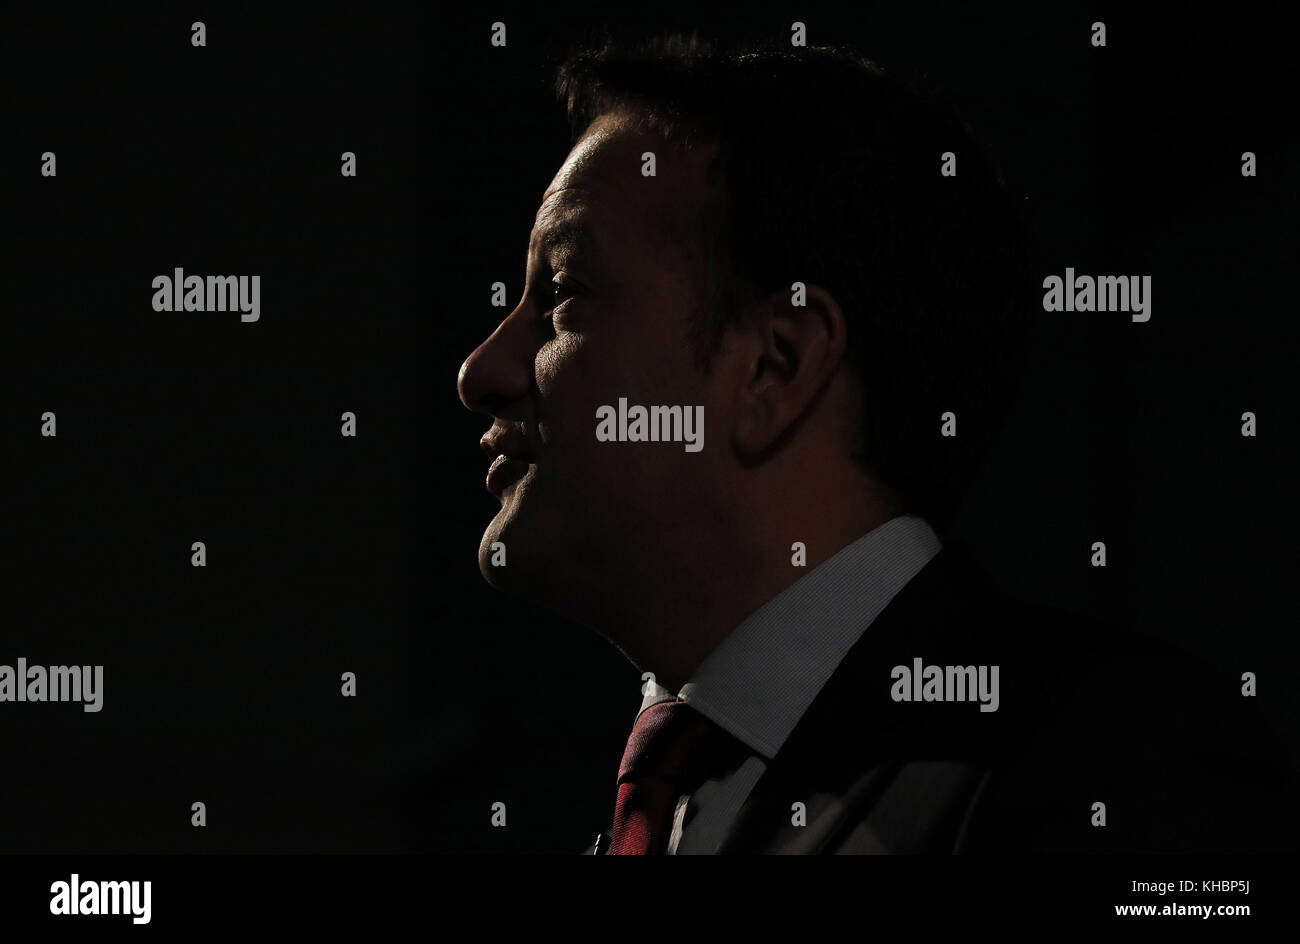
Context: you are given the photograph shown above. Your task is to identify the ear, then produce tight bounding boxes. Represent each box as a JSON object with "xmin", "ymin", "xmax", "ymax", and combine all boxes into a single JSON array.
[{"xmin": 730, "ymin": 282, "xmax": 848, "ymax": 459}]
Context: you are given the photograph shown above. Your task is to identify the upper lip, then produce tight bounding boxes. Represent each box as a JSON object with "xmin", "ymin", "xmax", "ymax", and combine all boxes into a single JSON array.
[{"xmin": 480, "ymin": 428, "xmax": 533, "ymax": 465}]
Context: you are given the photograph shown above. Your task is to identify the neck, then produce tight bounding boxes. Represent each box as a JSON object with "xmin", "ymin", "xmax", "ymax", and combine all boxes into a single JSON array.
[{"xmin": 597, "ymin": 465, "xmax": 898, "ymax": 693}]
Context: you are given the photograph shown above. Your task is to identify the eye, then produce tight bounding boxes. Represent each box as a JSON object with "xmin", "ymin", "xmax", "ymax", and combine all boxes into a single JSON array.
[{"xmin": 551, "ymin": 277, "xmax": 580, "ymax": 307}]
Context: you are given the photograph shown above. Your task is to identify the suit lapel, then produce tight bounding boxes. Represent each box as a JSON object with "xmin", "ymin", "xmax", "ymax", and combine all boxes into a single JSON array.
[{"xmin": 716, "ymin": 543, "xmax": 1012, "ymax": 853}]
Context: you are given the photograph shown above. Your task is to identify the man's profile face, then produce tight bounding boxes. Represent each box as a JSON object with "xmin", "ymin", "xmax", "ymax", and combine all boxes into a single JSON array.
[{"xmin": 457, "ymin": 111, "xmax": 734, "ymax": 630}]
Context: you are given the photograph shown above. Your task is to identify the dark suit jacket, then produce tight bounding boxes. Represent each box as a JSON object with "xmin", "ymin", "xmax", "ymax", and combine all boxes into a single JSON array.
[{"xmin": 591, "ymin": 544, "xmax": 1298, "ymax": 853}]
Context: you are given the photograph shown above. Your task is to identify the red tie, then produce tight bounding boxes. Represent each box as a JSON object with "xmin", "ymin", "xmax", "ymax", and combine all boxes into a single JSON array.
[{"xmin": 608, "ymin": 700, "xmax": 735, "ymax": 855}]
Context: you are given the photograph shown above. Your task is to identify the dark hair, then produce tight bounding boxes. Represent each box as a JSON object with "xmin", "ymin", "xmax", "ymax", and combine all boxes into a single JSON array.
[{"xmin": 556, "ymin": 34, "xmax": 1034, "ymax": 533}]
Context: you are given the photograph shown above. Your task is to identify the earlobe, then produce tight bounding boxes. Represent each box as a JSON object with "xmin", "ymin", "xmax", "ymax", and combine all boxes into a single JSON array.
[
  {"xmin": 728, "ymin": 337, "xmax": 769, "ymax": 458},
  {"xmin": 733, "ymin": 382, "xmax": 775, "ymax": 458}
]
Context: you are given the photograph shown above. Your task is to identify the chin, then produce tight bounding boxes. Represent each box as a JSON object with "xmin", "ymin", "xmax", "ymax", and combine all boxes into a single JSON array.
[
  {"xmin": 477, "ymin": 469, "xmax": 551, "ymax": 589},
  {"xmin": 477, "ymin": 514, "xmax": 512, "ymax": 589},
  {"xmin": 477, "ymin": 497, "xmax": 548, "ymax": 594}
]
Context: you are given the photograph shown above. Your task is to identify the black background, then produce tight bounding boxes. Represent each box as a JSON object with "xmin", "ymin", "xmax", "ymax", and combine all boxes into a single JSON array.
[{"xmin": 0, "ymin": 1, "xmax": 1294, "ymax": 853}]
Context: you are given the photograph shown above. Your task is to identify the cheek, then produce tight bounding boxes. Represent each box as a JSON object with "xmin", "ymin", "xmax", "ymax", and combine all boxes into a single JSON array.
[
  {"xmin": 534, "ymin": 332, "xmax": 583, "ymax": 394},
  {"xmin": 534, "ymin": 333, "xmax": 593, "ymax": 450},
  {"xmin": 532, "ymin": 308, "xmax": 707, "ymax": 472}
]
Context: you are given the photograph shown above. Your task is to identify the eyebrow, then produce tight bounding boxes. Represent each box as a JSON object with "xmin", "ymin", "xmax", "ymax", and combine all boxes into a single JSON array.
[{"xmin": 532, "ymin": 220, "xmax": 597, "ymax": 260}]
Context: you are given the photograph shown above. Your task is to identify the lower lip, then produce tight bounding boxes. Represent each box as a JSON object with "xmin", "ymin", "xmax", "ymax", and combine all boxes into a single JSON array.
[{"xmin": 486, "ymin": 455, "xmax": 530, "ymax": 496}]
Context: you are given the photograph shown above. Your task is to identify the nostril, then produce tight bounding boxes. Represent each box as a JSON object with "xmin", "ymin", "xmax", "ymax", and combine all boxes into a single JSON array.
[{"xmin": 477, "ymin": 393, "xmax": 515, "ymax": 416}]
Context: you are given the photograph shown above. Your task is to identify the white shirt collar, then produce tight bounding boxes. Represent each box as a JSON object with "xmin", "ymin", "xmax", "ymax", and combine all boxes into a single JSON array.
[{"xmin": 636, "ymin": 514, "xmax": 942, "ymax": 759}]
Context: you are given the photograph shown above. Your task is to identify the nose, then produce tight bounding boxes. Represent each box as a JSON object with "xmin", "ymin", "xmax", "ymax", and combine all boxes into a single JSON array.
[{"xmin": 457, "ymin": 301, "xmax": 537, "ymax": 414}]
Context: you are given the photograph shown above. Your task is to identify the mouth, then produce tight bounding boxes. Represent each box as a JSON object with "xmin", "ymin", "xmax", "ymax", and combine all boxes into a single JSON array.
[{"xmin": 485, "ymin": 453, "xmax": 530, "ymax": 497}]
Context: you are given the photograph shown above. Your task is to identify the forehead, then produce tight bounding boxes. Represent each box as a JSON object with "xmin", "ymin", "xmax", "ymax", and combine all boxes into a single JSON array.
[{"xmin": 532, "ymin": 112, "xmax": 717, "ymax": 262}]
